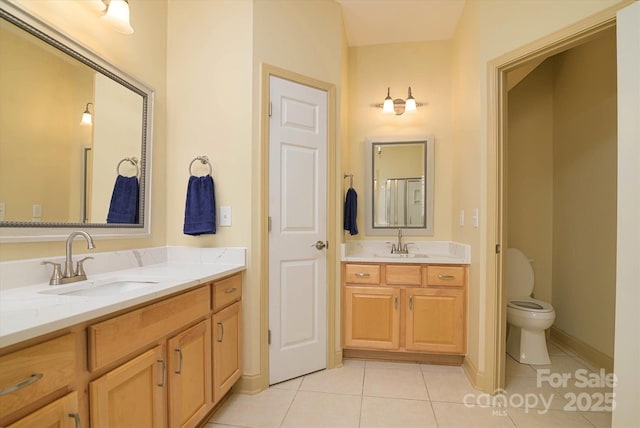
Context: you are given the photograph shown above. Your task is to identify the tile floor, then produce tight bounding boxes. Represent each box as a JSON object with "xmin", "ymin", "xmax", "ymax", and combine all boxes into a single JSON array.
[{"xmin": 207, "ymin": 341, "xmax": 612, "ymax": 428}]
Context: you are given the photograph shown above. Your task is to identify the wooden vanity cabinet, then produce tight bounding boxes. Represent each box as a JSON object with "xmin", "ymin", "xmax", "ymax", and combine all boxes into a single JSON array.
[
  {"xmin": 211, "ymin": 275, "xmax": 242, "ymax": 404},
  {"xmin": 7, "ymin": 391, "xmax": 80, "ymax": 428},
  {"xmin": 342, "ymin": 263, "xmax": 467, "ymax": 359},
  {"xmin": 0, "ymin": 333, "xmax": 77, "ymax": 427}
]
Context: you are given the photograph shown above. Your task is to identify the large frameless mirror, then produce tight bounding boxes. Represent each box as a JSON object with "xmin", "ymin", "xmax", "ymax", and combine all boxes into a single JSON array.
[
  {"xmin": 365, "ymin": 135, "xmax": 434, "ymax": 236},
  {"xmin": 0, "ymin": 2, "xmax": 154, "ymax": 242}
]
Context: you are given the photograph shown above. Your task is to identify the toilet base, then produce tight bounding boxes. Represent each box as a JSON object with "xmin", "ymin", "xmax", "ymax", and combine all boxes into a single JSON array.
[{"xmin": 506, "ymin": 324, "xmax": 551, "ymax": 365}]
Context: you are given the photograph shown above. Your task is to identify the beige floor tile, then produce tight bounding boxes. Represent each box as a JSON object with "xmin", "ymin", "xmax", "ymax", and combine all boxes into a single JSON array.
[
  {"xmin": 300, "ymin": 363, "xmax": 364, "ymax": 395},
  {"xmin": 205, "ymin": 424, "xmax": 243, "ymax": 428},
  {"xmin": 422, "ymin": 365, "xmax": 480, "ymax": 403},
  {"xmin": 580, "ymin": 411, "xmax": 612, "ymax": 428},
  {"xmin": 506, "ymin": 354, "xmax": 537, "ymax": 378},
  {"xmin": 503, "ymin": 376, "xmax": 569, "ymax": 411},
  {"xmin": 508, "ymin": 407, "xmax": 595, "ymax": 427},
  {"xmin": 209, "ymin": 389, "xmax": 296, "ymax": 428},
  {"xmin": 342, "ymin": 358, "xmax": 365, "ymax": 367},
  {"xmin": 431, "ymin": 401, "xmax": 515, "ymax": 428},
  {"xmin": 281, "ymin": 391, "xmax": 361, "ymax": 428},
  {"xmin": 547, "ymin": 341, "xmax": 569, "ymax": 356},
  {"xmin": 359, "ymin": 396, "xmax": 437, "ymax": 428},
  {"xmin": 363, "ymin": 366, "xmax": 429, "ymax": 400},
  {"xmin": 270, "ymin": 376, "xmax": 304, "ymax": 391},
  {"xmin": 531, "ymin": 355, "xmax": 591, "ymax": 377},
  {"xmin": 420, "ymin": 363, "xmax": 465, "ymax": 374}
]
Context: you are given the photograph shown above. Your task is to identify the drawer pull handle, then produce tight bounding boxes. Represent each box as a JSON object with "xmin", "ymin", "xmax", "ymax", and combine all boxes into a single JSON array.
[
  {"xmin": 175, "ymin": 348, "xmax": 183, "ymax": 374},
  {"xmin": 68, "ymin": 412, "xmax": 81, "ymax": 428},
  {"xmin": 217, "ymin": 322, "xmax": 224, "ymax": 342},
  {"xmin": 0, "ymin": 373, "xmax": 43, "ymax": 396},
  {"xmin": 409, "ymin": 295, "xmax": 414, "ymax": 310},
  {"xmin": 157, "ymin": 359, "xmax": 166, "ymax": 387},
  {"xmin": 438, "ymin": 274, "xmax": 455, "ymax": 280},
  {"xmin": 355, "ymin": 273, "xmax": 370, "ymax": 278},
  {"xmin": 225, "ymin": 287, "xmax": 237, "ymax": 294}
]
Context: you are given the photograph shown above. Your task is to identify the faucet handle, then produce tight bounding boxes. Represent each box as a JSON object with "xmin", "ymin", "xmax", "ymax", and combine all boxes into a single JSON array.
[
  {"xmin": 41, "ymin": 261, "xmax": 63, "ymax": 285},
  {"xmin": 75, "ymin": 256, "xmax": 94, "ymax": 277}
]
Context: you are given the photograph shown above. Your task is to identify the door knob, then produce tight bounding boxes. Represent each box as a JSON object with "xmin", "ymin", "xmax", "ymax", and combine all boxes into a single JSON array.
[{"xmin": 312, "ymin": 240, "xmax": 327, "ymax": 250}]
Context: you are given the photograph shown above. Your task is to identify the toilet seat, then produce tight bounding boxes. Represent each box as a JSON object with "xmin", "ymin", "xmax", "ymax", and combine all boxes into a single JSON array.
[{"xmin": 508, "ymin": 297, "xmax": 554, "ymax": 313}]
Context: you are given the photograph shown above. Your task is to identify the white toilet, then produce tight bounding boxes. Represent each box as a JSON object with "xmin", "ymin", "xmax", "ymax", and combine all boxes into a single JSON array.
[{"xmin": 505, "ymin": 248, "xmax": 556, "ymax": 365}]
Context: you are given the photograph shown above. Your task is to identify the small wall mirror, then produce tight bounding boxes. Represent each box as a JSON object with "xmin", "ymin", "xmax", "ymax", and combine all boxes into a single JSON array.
[
  {"xmin": 0, "ymin": 3, "xmax": 154, "ymax": 242},
  {"xmin": 365, "ymin": 135, "xmax": 434, "ymax": 236}
]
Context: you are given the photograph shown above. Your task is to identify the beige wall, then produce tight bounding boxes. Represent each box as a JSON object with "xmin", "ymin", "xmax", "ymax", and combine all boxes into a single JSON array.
[
  {"xmin": 451, "ymin": 0, "xmax": 624, "ymax": 385},
  {"xmin": 167, "ymin": 0, "xmax": 345, "ymax": 381},
  {"xmin": 507, "ymin": 59, "xmax": 554, "ymax": 304},
  {"xmin": 507, "ymin": 29, "xmax": 617, "ymax": 358},
  {"xmin": 347, "ymin": 41, "xmax": 453, "ymax": 241},
  {"xmin": 552, "ymin": 29, "xmax": 617, "ymax": 358},
  {"xmin": 0, "ymin": 0, "xmax": 168, "ymax": 260}
]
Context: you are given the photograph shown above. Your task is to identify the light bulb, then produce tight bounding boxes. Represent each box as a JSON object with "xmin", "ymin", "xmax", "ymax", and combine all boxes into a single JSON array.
[
  {"xmin": 382, "ymin": 87, "xmax": 394, "ymax": 113},
  {"xmin": 102, "ymin": 0, "xmax": 134, "ymax": 34},
  {"xmin": 405, "ymin": 86, "xmax": 417, "ymax": 112}
]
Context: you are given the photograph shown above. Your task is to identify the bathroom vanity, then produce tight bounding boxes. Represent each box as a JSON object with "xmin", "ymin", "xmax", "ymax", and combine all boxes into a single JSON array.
[
  {"xmin": 0, "ymin": 247, "xmax": 245, "ymax": 428},
  {"xmin": 341, "ymin": 241, "xmax": 469, "ymax": 364}
]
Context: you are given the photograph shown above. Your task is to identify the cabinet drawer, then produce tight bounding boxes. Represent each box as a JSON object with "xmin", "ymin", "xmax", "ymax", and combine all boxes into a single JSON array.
[
  {"xmin": 88, "ymin": 286, "xmax": 210, "ymax": 372},
  {"xmin": 344, "ymin": 264, "xmax": 381, "ymax": 284},
  {"xmin": 426, "ymin": 266, "xmax": 465, "ymax": 287},
  {"xmin": 0, "ymin": 334, "xmax": 76, "ymax": 418},
  {"xmin": 213, "ymin": 274, "xmax": 242, "ymax": 312},
  {"xmin": 386, "ymin": 265, "xmax": 422, "ymax": 285}
]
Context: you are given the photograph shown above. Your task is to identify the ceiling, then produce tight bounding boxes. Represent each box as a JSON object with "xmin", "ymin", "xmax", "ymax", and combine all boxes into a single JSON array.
[{"xmin": 337, "ymin": 0, "xmax": 466, "ymax": 47}]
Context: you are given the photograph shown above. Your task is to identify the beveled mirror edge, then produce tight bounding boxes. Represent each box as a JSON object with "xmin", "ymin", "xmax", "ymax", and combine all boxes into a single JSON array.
[
  {"xmin": 364, "ymin": 135, "xmax": 435, "ymax": 237},
  {"xmin": 0, "ymin": 0, "xmax": 154, "ymax": 243}
]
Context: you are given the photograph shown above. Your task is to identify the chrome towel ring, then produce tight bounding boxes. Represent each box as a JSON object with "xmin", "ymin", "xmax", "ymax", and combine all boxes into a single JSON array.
[
  {"xmin": 117, "ymin": 157, "xmax": 139, "ymax": 177},
  {"xmin": 189, "ymin": 155, "xmax": 212, "ymax": 176}
]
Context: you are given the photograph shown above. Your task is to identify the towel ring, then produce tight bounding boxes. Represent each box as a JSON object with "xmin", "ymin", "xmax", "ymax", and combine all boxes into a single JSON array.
[
  {"xmin": 189, "ymin": 155, "xmax": 212, "ymax": 176},
  {"xmin": 117, "ymin": 157, "xmax": 139, "ymax": 177}
]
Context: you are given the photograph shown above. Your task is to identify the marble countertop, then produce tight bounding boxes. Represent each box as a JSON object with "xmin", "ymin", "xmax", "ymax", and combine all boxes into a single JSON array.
[
  {"xmin": 0, "ymin": 247, "xmax": 246, "ymax": 348},
  {"xmin": 341, "ymin": 241, "xmax": 470, "ymax": 265}
]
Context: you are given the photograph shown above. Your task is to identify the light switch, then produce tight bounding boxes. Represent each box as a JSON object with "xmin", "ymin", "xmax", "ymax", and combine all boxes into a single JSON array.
[
  {"xmin": 459, "ymin": 209, "xmax": 465, "ymax": 227},
  {"xmin": 220, "ymin": 206, "xmax": 232, "ymax": 227},
  {"xmin": 33, "ymin": 204, "xmax": 42, "ymax": 221},
  {"xmin": 473, "ymin": 208, "xmax": 479, "ymax": 228}
]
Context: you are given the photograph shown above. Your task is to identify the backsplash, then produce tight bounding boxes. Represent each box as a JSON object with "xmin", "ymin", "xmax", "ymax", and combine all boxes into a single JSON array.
[{"xmin": 0, "ymin": 246, "xmax": 246, "ymax": 291}]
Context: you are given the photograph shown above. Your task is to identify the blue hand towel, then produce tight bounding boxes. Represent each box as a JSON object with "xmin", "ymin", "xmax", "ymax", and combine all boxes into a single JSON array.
[
  {"xmin": 184, "ymin": 175, "xmax": 216, "ymax": 236},
  {"xmin": 344, "ymin": 187, "xmax": 358, "ymax": 235},
  {"xmin": 107, "ymin": 175, "xmax": 139, "ymax": 224}
]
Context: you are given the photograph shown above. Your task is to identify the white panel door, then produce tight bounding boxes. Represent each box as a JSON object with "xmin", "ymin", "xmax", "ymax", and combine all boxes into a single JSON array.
[{"xmin": 268, "ymin": 76, "xmax": 327, "ymax": 385}]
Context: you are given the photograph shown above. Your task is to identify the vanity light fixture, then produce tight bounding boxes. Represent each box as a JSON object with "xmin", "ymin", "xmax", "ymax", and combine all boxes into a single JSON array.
[
  {"xmin": 374, "ymin": 87, "xmax": 424, "ymax": 115},
  {"xmin": 81, "ymin": 103, "xmax": 93, "ymax": 125},
  {"xmin": 101, "ymin": 0, "xmax": 134, "ymax": 35}
]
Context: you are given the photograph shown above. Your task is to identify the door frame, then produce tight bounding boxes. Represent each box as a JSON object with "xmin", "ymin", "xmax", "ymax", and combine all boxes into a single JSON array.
[
  {"xmin": 486, "ymin": 2, "xmax": 632, "ymax": 393},
  {"xmin": 260, "ymin": 64, "xmax": 338, "ymax": 387}
]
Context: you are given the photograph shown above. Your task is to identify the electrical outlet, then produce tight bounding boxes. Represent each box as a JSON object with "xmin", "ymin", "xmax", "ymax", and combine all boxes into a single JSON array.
[
  {"xmin": 473, "ymin": 208, "xmax": 479, "ymax": 228},
  {"xmin": 459, "ymin": 209, "xmax": 465, "ymax": 227}
]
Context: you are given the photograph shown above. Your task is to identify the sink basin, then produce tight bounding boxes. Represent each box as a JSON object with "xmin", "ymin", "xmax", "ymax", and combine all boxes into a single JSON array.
[
  {"xmin": 372, "ymin": 253, "xmax": 431, "ymax": 259},
  {"xmin": 39, "ymin": 276, "xmax": 162, "ymax": 297}
]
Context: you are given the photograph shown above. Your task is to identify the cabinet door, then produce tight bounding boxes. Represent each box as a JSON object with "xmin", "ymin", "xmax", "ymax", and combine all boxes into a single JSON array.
[
  {"xmin": 90, "ymin": 346, "xmax": 166, "ymax": 428},
  {"xmin": 212, "ymin": 301, "xmax": 242, "ymax": 403},
  {"xmin": 168, "ymin": 320, "xmax": 212, "ymax": 428},
  {"xmin": 7, "ymin": 391, "xmax": 79, "ymax": 428},
  {"xmin": 343, "ymin": 286, "xmax": 400, "ymax": 350},
  {"xmin": 405, "ymin": 288, "xmax": 466, "ymax": 354}
]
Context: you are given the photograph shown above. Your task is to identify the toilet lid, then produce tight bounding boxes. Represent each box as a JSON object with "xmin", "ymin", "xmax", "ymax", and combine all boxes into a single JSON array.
[{"xmin": 505, "ymin": 248, "xmax": 534, "ymax": 299}]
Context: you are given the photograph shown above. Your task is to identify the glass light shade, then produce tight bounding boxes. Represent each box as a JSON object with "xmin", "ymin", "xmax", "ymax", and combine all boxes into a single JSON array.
[
  {"xmin": 382, "ymin": 88, "xmax": 394, "ymax": 113},
  {"xmin": 81, "ymin": 111, "xmax": 92, "ymax": 125},
  {"xmin": 101, "ymin": 0, "xmax": 134, "ymax": 34},
  {"xmin": 405, "ymin": 86, "xmax": 417, "ymax": 112}
]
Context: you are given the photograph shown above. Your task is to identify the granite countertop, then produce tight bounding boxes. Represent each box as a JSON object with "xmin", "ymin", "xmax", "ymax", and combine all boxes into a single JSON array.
[{"xmin": 341, "ymin": 241, "xmax": 471, "ymax": 264}]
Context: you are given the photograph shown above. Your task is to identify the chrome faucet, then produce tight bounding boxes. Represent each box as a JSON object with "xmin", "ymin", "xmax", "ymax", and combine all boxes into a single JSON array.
[
  {"xmin": 42, "ymin": 231, "xmax": 96, "ymax": 285},
  {"xmin": 391, "ymin": 228, "xmax": 409, "ymax": 254}
]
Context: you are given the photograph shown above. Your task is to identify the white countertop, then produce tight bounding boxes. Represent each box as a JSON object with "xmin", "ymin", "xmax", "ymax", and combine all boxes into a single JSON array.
[
  {"xmin": 341, "ymin": 240, "xmax": 470, "ymax": 264},
  {"xmin": 0, "ymin": 246, "xmax": 246, "ymax": 348}
]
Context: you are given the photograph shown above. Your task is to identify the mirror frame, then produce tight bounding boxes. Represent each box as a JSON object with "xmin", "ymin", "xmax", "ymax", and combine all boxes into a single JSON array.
[
  {"xmin": 0, "ymin": 1, "xmax": 154, "ymax": 242},
  {"xmin": 364, "ymin": 135, "xmax": 435, "ymax": 236}
]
